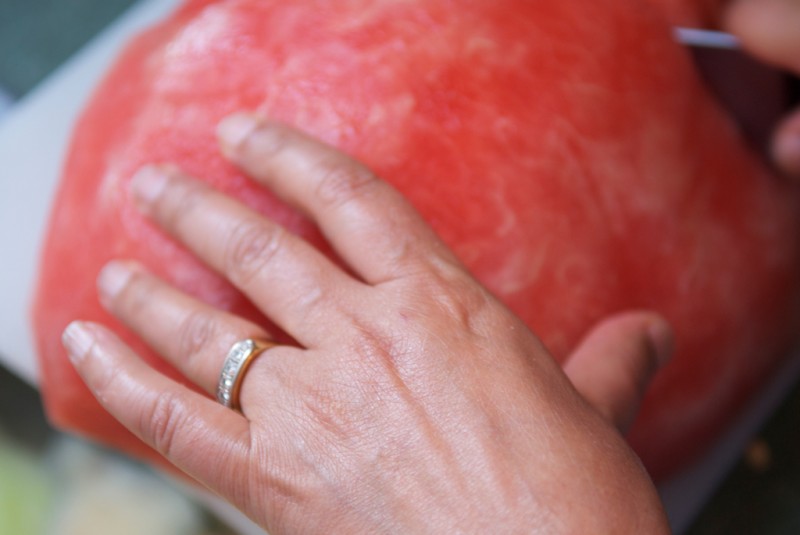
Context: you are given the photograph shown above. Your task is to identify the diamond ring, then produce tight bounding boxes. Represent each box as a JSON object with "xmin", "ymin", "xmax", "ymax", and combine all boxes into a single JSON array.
[{"xmin": 217, "ymin": 338, "xmax": 277, "ymax": 411}]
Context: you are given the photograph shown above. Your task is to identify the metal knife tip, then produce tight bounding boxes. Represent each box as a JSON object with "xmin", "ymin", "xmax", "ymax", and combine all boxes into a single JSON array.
[{"xmin": 674, "ymin": 27, "xmax": 741, "ymax": 50}]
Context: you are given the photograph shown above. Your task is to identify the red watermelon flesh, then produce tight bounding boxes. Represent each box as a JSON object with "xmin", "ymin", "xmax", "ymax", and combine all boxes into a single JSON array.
[
  {"xmin": 646, "ymin": 0, "xmax": 727, "ymax": 27},
  {"xmin": 32, "ymin": 0, "xmax": 800, "ymax": 481}
]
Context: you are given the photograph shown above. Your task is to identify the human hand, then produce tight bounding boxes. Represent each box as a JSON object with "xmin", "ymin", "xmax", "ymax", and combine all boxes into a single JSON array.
[
  {"xmin": 61, "ymin": 113, "xmax": 671, "ymax": 533},
  {"xmin": 723, "ymin": 0, "xmax": 800, "ymax": 176}
]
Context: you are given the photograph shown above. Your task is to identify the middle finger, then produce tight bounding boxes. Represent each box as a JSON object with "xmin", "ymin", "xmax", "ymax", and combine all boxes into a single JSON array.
[{"xmin": 129, "ymin": 165, "xmax": 362, "ymax": 347}]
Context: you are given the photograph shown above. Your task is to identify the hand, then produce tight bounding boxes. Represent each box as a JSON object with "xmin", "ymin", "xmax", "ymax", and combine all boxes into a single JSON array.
[
  {"xmin": 62, "ymin": 113, "xmax": 671, "ymax": 533},
  {"xmin": 723, "ymin": 0, "xmax": 800, "ymax": 177}
]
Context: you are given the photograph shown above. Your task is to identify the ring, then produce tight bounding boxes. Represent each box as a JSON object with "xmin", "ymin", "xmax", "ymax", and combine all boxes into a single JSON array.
[{"xmin": 217, "ymin": 338, "xmax": 277, "ymax": 410}]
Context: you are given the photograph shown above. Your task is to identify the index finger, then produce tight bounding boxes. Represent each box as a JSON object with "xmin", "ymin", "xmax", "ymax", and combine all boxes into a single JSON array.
[{"xmin": 217, "ymin": 114, "xmax": 464, "ymax": 285}]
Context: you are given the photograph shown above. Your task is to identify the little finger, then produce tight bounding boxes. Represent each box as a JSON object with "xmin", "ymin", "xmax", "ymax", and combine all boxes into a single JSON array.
[{"xmin": 62, "ymin": 321, "xmax": 253, "ymax": 488}]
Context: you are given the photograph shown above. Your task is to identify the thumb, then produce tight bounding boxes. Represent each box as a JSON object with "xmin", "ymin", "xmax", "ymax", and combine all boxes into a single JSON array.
[
  {"xmin": 564, "ymin": 312, "xmax": 674, "ymax": 433},
  {"xmin": 723, "ymin": 0, "xmax": 800, "ymax": 72}
]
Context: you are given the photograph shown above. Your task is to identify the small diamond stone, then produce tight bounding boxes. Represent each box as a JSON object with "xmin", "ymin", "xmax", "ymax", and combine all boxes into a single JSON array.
[
  {"xmin": 227, "ymin": 341, "xmax": 249, "ymax": 363},
  {"xmin": 217, "ymin": 339, "xmax": 266, "ymax": 409}
]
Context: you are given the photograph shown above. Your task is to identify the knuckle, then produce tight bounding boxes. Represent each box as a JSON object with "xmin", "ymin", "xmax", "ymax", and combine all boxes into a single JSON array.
[
  {"xmin": 409, "ymin": 262, "xmax": 468, "ymax": 303},
  {"xmin": 428, "ymin": 254, "xmax": 471, "ymax": 283},
  {"xmin": 176, "ymin": 309, "xmax": 218, "ymax": 365},
  {"xmin": 312, "ymin": 157, "xmax": 378, "ymax": 210},
  {"xmin": 405, "ymin": 267, "xmax": 496, "ymax": 334},
  {"xmin": 302, "ymin": 383, "xmax": 351, "ymax": 439},
  {"xmin": 292, "ymin": 282, "xmax": 328, "ymax": 318},
  {"xmin": 142, "ymin": 391, "xmax": 187, "ymax": 458},
  {"xmin": 433, "ymin": 287, "xmax": 482, "ymax": 327},
  {"xmin": 224, "ymin": 219, "xmax": 284, "ymax": 285},
  {"xmin": 343, "ymin": 325, "xmax": 411, "ymax": 382}
]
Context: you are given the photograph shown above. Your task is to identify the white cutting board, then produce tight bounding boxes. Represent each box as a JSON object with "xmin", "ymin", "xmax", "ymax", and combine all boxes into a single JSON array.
[
  {"xmin": 0, "ymin": 0, "xmax": 181, "ymax": 384},
  {"xmin": 0, "ymin": 1, "xmax": 798, "ymax": 533}
]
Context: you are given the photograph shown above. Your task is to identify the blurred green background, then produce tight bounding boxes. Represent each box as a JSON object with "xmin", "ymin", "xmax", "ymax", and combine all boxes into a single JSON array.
[{"xmin": 0, "ymin": 0, "xmax": 137, "ymax": 97}]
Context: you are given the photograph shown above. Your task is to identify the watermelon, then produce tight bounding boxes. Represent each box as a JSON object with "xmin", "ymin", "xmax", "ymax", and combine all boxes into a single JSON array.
[{"xmin": 32, "ymin": 0, "xmax": 800, "ymax": 481}]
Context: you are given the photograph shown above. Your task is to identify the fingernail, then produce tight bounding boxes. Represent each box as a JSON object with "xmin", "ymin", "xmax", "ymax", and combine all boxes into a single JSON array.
[
  {"xmin": 97, "ymin": 261, "xmax": 137, "ymax": 308},
  {"xmin": 62, "ymin": 321, "xmax": 94, "ymax": 364},
  {"xmin": 647, "ymin": 318, "xmax": 674, "ymax": 367},
  {"xmin": 130, "ymin": 165, "xmax": 169, "ymax": 206},
  {"xmin": 774, "ymin": 133, "xmax": 800, "ymax": 178},
  {"xmin": 217, "ymin": 113, "xmax": 259, "ymax": 157}
]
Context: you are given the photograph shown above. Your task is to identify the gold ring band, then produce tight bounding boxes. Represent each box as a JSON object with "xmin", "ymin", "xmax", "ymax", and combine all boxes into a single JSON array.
[{"xmin": 217, "ymin": 338, "xmax": 276, "ymax": 411}]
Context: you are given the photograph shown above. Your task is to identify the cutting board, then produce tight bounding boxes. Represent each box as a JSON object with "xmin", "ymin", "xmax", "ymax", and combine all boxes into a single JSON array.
[
  {"xmin": 1, "ymin": 1, "xmax": 798, "ymax": 533},
  {"xmin": 0, "ymin": 0, "xmax": 180, "ymax": 384}
]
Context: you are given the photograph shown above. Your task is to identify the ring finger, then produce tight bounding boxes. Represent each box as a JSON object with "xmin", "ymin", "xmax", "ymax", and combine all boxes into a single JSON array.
[{"xmin": 97, "ymin": 259, "xmax": 274, "ymax": 395}]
